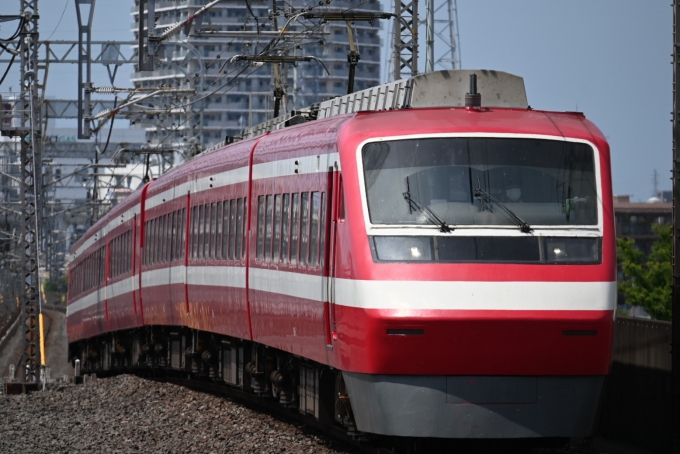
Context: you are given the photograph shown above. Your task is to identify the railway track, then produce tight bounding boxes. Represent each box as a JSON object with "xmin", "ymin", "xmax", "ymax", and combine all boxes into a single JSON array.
[{"xmin": 92, "ymin": 369, "xmax": 580, "ymax": 454}]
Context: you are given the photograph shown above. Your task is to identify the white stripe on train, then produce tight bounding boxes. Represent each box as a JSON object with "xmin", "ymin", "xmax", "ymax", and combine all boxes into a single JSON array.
[{"xmin": 67, "ymin": 265, "xmax": 616, "ymax": 317}]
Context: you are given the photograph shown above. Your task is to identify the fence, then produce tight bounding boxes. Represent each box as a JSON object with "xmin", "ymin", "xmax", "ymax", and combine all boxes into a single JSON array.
[{"xmin": 598, "ymin": 316, "xmax": 672, "ymax": 452}]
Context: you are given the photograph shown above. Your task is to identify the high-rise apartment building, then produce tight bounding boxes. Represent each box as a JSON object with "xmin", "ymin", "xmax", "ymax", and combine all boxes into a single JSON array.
[{"xmin": 131, "ymin": 0, "xmax": 382, "ymax": 150}]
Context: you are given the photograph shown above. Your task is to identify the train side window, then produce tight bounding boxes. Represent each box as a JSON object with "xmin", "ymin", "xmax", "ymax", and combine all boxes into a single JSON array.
[
  {"xmin": 124, "ymin": 232, "xmax": 128, "ymax": 274},
  {"xmin": 273, "ymin": 194, "xmax": 282, "ymax": 263},
  {"xmin": 156, "ymin": 217, "xmax": 162, "ymax": 264},
  {"xmin": 230, "ymin": 199, "xmax": 237, "ymax": 260},
  {"xmin": 163, "ymin": 211, "xmax": 171, "ymax": 263},
  {"xmin": 203, "ymin": 204, "xmax": 211, "ymax": 260},
  {"xmin": 210, "ymin": 202, "xmax": 217, "ymax": 260},
  {"xmin": 160, "ymin": 216, "xmax": 166, "ymax": 263},
  {"xmin": 319, "ymin": 192, "xmax": 326, "ymax": 268},
  {"xmin": 207, "ymin": 203, "xmax": 213, "ymax": 260},
  {"xmin": 265, "ymin": 195, "xmax": 273, "ymax": 262},
  {"xmin": 281, "ymin": 194, "xmax": 290, "ymax": 264},
  {"xmin": 221, "ymin": 201, "xmax": 229, "ymax": 260},
  {"xmin": 155, "ymin": 217, "xmax": 160, "ymax": 264},
  {"xmin": 180, "ymin": 208, "xmax": 186, "ymax": 260},
  {"xmin": 150, "ymin": 218, "xmax": 156, "ymax": 265},
  {"xmin": 169, "ymin": 211, "xmax": 175, "ymax": 262},
  {"xmin": 290, "ymin": 193, "xmax": 300, "ymax": 264},
  {"xmin": 256, "ymin": 196, "xmax": 265, "ymax": 261},
  {"xmin": 110, "ymin": 238, "xmax": 115, "ymax": 278},
  {"xmin": 300, "ymin": 192, "xmax": 310, "ymax": 266},
  {"xmin": 166, "ymin": 214, "xmax": 172, "ymax": 263},
  {"xmin": 148, "ymin": 219, "xmax": 153, "ymax": 265},
  {"xmin": 198, "ymin": 204, "xmax": 206, "ymax": 260},
  {"xmin": 143, "ymin": 221, "xmax": 148, "ymax": 265},
  {"xmin": 215, "ymin": 202, "xmax": 222, "ymax": 261},
  {"xmin": 109, "ymin": 238, "xmax": 114, "ymax": 278},
  {"xmin": 191, "ymin": 206, "xmax": 198, "ymax": 259},
  {"xmin": 158, "ymin": 215, "xmax": 167, "ymax": 263},
  {"xmin": 156, "ymin": 216, "xmax": 162, "ymax": 264},
  {"xmin": 338, "ymin": 175, "xmax": 345, "ymax": 221},
  {"xmin": 161, "ymin": 215, "xmax": 167, "ymax": 264},
  {"xmin": 237, "ymin": 198, "xmax": 245, "ymax": 259},
  {"xmin": 310, "ymin": 192, "xmax": 320, "ymax": 267},
  {"xmin": 166, "ymin": 214, "xmax": 171, "ymax": 263}
]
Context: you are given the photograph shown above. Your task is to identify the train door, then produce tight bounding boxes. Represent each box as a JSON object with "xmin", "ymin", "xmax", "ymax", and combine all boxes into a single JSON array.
[{"xmin": 323, "ymin": 164, "xmax": 341, "ymax": 347}]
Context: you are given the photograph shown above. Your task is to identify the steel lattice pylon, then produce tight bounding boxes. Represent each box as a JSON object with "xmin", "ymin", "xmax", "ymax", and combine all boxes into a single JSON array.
[
  {"xmin": 432, "ymin": 0, "xmax": 461, "ymax": 70},
  {"xmin": 393, "ymin": 0, "xmax": 418, "ymax": 80},
  {"xmin": 18, "ymin": 0, "xmax": 43, "ymax": 383}
]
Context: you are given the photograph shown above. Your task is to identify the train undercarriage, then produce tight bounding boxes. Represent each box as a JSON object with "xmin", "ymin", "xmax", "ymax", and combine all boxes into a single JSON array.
[{"xmin": 68, "ymin": 327, "xmax": 357, "ymax": 435}]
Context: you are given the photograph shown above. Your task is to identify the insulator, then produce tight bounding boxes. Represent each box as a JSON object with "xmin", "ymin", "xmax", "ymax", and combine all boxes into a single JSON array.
[{"xmin": 94, "ymin": 86, "xmax": 116, "ymax": 94}]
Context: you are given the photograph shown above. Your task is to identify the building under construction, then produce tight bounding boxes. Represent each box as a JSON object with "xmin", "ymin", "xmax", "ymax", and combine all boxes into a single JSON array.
[{"xmin": 131, "ymin": 0, "xmax": 383, "ymax": 149}]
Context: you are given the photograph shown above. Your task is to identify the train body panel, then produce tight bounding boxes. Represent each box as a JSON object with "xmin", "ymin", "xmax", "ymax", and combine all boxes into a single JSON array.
[{"xmin": 67, "ymin": 95, "xmax": 616, "ymax": 439}]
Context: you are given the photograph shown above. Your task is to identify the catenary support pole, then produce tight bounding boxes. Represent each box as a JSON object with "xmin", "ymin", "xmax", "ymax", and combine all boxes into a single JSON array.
[{"xmin": 672, "ymin": 1, "xmax": 680, "ymax": 452}]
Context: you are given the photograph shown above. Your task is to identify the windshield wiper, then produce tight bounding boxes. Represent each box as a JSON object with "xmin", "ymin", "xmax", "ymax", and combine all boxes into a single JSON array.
[
  {"xmin": 474, "ymin": 185, "xmax": 533, "ymax": 233},
  {"xmin": 403, "ymin": 191, "xmax": 453, "ymax": 233}
]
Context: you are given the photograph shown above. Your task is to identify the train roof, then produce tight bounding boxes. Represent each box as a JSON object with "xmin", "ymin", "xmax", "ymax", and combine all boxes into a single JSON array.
[{"xmin": 71, "ymin": 70, "xmax": 608, "ymax": 257}]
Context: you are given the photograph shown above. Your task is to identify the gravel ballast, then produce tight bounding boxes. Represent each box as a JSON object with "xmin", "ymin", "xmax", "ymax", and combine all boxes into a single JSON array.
[
  {"xmin": 0, "ymin": 374, "xmax": 630, "ymax": 454},
  {"xmin": 0, "ymin": 374, "xmax": 348, "ymax": 454}
]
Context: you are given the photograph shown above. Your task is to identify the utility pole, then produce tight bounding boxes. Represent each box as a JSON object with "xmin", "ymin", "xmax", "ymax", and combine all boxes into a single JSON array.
[{"xmin": 672, "ymin": 1, "xmax": 680, "ymax": 452}]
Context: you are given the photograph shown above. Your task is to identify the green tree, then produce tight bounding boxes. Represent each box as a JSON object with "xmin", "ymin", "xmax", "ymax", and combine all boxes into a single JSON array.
[{"xmin": 617, "ymin": 223, "xmax": 672, "ymax": 321}]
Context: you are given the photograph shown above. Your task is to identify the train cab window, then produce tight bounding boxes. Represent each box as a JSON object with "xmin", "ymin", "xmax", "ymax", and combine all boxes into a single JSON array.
[
  {"xmin": 310, "ymin": 192, "xmax": 320, "ymax": 267},
  {"xmin": 300, "ymin": 192, "xmax": 310, "ymax": 266},
  {"xmin": 290, "ymin": 193, "xmax": 300, "ymax": 264},
  {"xmin": 237, "ymin": 198, "xmax": 245, "ymax": 259},
  {"xmin": 281, "ymin": 194, "xmax": 290, "ymax": 264},
  {"xmin": 273, "ymin": 194, "xmax": 282, "ymax": 263},
  {"xmin": 257, "ymin": 196, "xmax": 265, "ymax": 261},
  {"xmin": 210, "ymin": 202, "xmax": 217, "ymax": 260},
  {"xmin": 265, "ymin": 195, "xmax": 273, "ymax": 262}
]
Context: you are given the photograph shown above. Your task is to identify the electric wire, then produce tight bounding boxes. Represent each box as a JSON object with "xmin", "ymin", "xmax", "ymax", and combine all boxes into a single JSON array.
[
  {"xmin": 0, "ymin": 17, "xmax": 25, "ymax": 42},
  {"xmin": 0, "ymin": 43, "xmax": 19, "ymax": 86},
  {"xmin": 44, "ymin": 0, "xmax": 69, "ymax": 41}
]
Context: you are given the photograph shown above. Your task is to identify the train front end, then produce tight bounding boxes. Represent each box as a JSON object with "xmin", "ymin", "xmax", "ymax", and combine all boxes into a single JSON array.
[{"xmin": 332, "ymin": 105, "xmax": 616, "ymax": 439}]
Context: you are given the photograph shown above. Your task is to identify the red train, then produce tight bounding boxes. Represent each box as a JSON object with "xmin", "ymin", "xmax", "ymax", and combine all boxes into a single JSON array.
[{"xmin": 67, "ymin": 70, "xmax": 616, "ymax": 440}]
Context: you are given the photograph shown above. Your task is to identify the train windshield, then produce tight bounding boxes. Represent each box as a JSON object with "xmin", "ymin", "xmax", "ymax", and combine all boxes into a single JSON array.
[{"xmin": 362, "ymin": 137, "xmax": 598, "ymax": 227}]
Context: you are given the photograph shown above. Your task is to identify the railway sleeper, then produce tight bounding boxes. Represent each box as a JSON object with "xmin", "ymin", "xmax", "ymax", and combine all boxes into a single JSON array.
[{"xmin": 69, "ymin": 326, "xmax": 359, "ymax": 435}]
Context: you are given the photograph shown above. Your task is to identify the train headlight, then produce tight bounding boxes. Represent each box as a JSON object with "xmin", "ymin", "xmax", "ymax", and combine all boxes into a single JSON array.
[
  {"xmin": 373, "ymin": 236, "xmax": 433, "ymax": 261},
  {"xmin": 544, "ymin": 238, "xmax": 599, "ymax": 263}
]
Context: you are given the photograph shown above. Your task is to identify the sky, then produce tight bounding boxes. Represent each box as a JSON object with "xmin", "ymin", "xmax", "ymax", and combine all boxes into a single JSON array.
[{"xmin": 0, "ymin": 0, "xmax": 672, "ymax": 201}]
